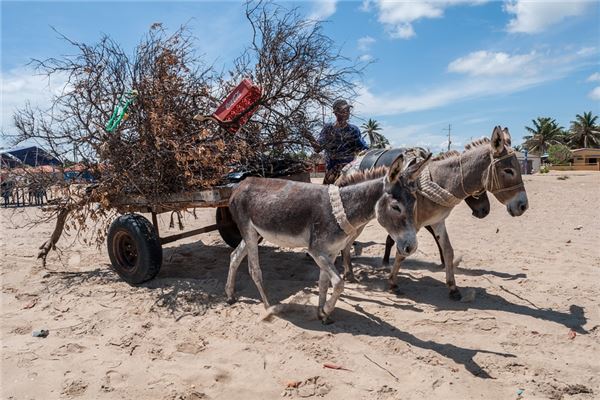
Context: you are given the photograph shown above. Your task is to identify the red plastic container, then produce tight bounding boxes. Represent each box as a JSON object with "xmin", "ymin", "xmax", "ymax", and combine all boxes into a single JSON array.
[{"xmin": 213, "ymin": 78, "xmax": 262, "ymax": 132}]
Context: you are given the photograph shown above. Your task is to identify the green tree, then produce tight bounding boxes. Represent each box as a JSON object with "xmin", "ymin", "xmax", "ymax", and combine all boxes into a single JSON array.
[
  {"xmin": 523, "ymin": 117, "xmax": 566, "ymax": 155},
  {"xmin": 567, "ymin": 111, "xmax": 600, "ymax": 149},
  {"xmin": 361, "ymin": 119, "xmax": 389, "ymax": 149},
  {"xmin": 547, "ymin": 143, "xmax": 572, "ymax": 165},
  {"xmin": 512, "ymin": 144, "xmax": 523, "ymax": 152}
]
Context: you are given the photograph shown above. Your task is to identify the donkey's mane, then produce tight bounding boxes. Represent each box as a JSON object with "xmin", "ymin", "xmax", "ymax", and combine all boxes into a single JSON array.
[
  {"xmin": 464, "ymin": 137, "xmax": 490, "ymax": 151},
  {"xmin": 335, "ymin": 166, "xmax": 388, "ymax": 187},
  {"xmin": 432, "ymin": 150, "xmax": 460, "ymax": 161}
]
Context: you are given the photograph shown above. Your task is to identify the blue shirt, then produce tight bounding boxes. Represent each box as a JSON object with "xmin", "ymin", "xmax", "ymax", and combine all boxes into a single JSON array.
[{"xmin": 318, "ymin": 123, "xmax": 369, "ymax": 169}]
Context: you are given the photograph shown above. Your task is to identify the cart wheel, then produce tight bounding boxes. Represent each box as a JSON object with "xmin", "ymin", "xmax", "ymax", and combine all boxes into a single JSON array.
[
  {"xmin": 216, "ymin": 207, "xmax": 242, "ymax": 248},
  {"xmin": 107, "ymin": 213, "xmax": 162, "ymax": 284}
]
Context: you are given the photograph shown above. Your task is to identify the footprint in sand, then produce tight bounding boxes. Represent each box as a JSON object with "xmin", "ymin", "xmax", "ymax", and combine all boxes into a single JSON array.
[
  {"xmin": 11, "ymin": 325, "xmax": 32, "ymax": 335},
  {"xmin": 176, "ymin": 340, "xmax": 208, "ymax": 355},
  {"xmin": 52, "ymin": 343, "xmax": 87, "ymax": 357},
  {"xmin": 101, "ymin": 370, "xmax": 128, "ymax": 393},
  {"xmin": 61, "ymin": 379, "xmax": 88, "ymax": 397}
]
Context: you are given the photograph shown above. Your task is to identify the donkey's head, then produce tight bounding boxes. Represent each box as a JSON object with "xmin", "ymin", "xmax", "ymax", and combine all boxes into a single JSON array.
[
  {"xmin": 486, "ymin": 126, "xmax": 528, "ymax": 217},
  {"xmin": 376, "ymin": 152, "xmax": 432, "ymax": 257},
  {"xmin": 464, "ymin": 192, "xmax": 490, "ymax": 219}
]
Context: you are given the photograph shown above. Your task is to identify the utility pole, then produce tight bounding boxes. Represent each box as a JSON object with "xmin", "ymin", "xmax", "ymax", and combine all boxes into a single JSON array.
[{"xmin": 443, "ymin": 124, "xmax": 452, "ymax": 151}]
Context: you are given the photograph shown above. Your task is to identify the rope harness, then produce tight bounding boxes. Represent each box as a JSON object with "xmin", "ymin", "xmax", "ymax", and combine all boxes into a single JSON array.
[
  {"xmin": 419, "ymin": 149, "xmax": 524, "ymax": 208},
  {"xmin": 327, "ymin": 184, "xmax": 357, "ymax": 236},
  {"xmin": 418, "ymin": 166, "xmax": 463, "ymax": 208},
  {"xmin": 481, "ymin": 150, "xmax": 525, "ymax": 194}
]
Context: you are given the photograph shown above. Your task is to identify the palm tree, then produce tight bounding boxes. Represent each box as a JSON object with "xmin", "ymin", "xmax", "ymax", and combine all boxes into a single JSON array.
[
  {"xmin": 361, "ymin": 119, "xmax": 389, "ymax": 149},
  {"xmin": 522, "ymin": 117, "xmax": 566, "ymax": 155},
  {"xmin": 512, "ymin": 144, "xmax": 523, "ymax": 152},
  {"xmin": 567, "ymin": 111, "xmax": 600, "ymax": 149}
]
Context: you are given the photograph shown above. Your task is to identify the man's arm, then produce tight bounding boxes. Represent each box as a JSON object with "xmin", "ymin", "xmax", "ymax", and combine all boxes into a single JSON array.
[
  {"xmin": 300, "ymin": 126, "xmax": 327, "ymax": 153},
  {"xmin": 352, "ymin": 125, "xmax": 369, "ymax": 150}
]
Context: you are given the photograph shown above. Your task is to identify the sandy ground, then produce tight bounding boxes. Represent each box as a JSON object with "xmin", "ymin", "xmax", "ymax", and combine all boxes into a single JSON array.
[{"xmin": 1, "ymin": 171, "xmax": 599, "ymax": 400}]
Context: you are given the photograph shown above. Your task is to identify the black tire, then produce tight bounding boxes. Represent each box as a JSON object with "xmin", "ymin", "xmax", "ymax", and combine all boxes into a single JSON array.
[
  {"xmin": 107, "ymin": 213, "xmax": 162, "ymax": 284},
  {"xmin": 215, "ymin": 207, "xmax": 242, "ymax": 248}
]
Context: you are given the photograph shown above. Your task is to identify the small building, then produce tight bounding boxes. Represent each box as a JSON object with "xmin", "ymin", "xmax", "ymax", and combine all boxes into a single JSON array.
[
  {"xmin": 571, "ymin": 148, "xmax": 600, "ymax": 169},
  {"xmin": 514, "ymin": 151, "xmax": 541, "ymax": 174},
  {"xmin": 0, "ymin": 146, "xmax": 61, "ymax": 167}
]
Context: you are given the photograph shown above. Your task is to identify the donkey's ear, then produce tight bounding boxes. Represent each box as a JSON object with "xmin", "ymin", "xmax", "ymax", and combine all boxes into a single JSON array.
[
  {"xmin": 387, "ymin": 154, "xmax": 405, "ymax": 182},
  {"xmin": 491, "ymin": 126, "xmax": 505, "ymax": 156},
  {"xmin": 502, "ymin": 127, "xmax": 512, "ymax": 147},
  {"xmin": 403, "ymin": 152, "xmax": 432, "ymax": 182}
]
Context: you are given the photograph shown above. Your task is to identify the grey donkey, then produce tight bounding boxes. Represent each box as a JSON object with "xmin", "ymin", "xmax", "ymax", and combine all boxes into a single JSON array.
[{"xmin": 225, "ymin": 153, "xmax": 432, "ymax": 323}]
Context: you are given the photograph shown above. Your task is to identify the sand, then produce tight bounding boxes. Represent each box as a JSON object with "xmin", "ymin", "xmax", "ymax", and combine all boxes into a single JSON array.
[{"xmin": 1, "ymin": 171, "xmax": 599, "ymax": 399}]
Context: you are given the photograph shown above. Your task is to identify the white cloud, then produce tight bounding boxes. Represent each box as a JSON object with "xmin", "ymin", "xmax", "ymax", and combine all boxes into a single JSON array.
[
  {"xmin": 357, "ymin": 36, "xmax": 376, "ymax": 52},
  {"xmin": 448, "ymin": 50, "xmax": 538, "ymax": 77},
  {"xmin": 587, "ymin": 72, "xmax": 600, "ymax": 82},
  {"xmin": 359, "ymin": 54, "xmax": 374, "ymax": 62},
  {"xmin": 307, "ymin": 0, "xmax": 337, "ymax": 21},
  {"xmin": 369, "ymin": 1, "xmax": 486, "ymax": 39},
  {"xmin": 360, "ymin": 0, "xmax": 373, "ymax": 12},
  {"xmin": 504, "ymin": 0, "xmax": 591, "ymax": 34},
  {"xmin": 374, "ymin": 120, "xmax": 469, "ymax": 152},
  {"xmin": 354, "ymin": 47, "xmax": 597, "ymax": 116},
  {"xmin": 589, "ymin": 86, "xmax": 600, "ymax": 101},
  {"xmin": 1, "ymin": 67, "xmax": 69, "ymax": 136}
]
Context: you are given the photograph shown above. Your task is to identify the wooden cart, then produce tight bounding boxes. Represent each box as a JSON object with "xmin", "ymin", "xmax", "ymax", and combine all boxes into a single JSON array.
[{"xmin": 106, "ymin": 172, "xmax": 311, "ymax": 284}]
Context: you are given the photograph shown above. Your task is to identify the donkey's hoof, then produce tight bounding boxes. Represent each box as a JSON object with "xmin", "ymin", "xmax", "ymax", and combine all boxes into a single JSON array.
[
  {"xmin": 382, "ymin": 260, "xmax": 390, "ymax": 268},
  {"xmin": 317, "ymin": 308, "xmax": 334, "ymax": 324},
  {"xmin": 449, "ymin": 289, "xmax": 462, "ymax": 301},
  {"xmin": 226, "ymin": 296, "xmax": 238, "ymax": 305}
]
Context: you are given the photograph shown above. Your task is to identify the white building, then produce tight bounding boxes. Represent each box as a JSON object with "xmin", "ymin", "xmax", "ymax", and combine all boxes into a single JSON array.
[{"xmin": 514, "ymin": 151, "xmax": 541, "ymax": 174}]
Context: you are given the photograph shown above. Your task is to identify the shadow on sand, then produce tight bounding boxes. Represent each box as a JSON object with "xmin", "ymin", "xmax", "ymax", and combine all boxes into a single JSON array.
[{"xmin": 273, "ymin": 302, "xmax": 515, "ymax": 378}]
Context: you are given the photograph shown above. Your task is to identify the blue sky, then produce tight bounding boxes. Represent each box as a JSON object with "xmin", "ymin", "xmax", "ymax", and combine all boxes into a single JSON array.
[{"xmin": 1, "ymin": 0, "xmax": 599, "ymax": 152}]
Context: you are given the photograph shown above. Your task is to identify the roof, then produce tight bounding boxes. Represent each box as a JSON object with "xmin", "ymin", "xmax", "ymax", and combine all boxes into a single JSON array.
[
  {"xmin": 0, "ymin": 146, "xmax": 61, "ymax": 167},
  {"xmin": 1, "ymin": 153, "xmax": 23, "ymax": 168},
  {"xmin": 571, "ymin": 148, "xmax": 600, "ymax": 155},
  {"xmin": 514, "ymin": 151, "xmax": 540, "ymax": 160}
]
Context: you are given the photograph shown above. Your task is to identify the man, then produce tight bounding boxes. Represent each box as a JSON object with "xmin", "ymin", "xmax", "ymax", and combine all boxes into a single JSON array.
[{"xmin": 313, "ymin": 99, "xmax": 369, "ymax": 184}]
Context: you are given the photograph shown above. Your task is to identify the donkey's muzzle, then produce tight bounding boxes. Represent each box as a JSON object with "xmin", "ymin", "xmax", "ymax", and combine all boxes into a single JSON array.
[
  {"xmin": 472, "ymin": 206, "xmax": 489, "ymax": 219},
  {"xmin": 396, "ymin": 242, "xmax": 416, "ymax": 257},
  {"xmin": 508, "ymin": 192, "xmax": 529, "ymax": 217}
]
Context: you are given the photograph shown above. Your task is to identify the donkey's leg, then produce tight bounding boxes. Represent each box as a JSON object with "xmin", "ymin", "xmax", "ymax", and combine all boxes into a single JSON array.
[
  {"xmin": 309, "ymin": 251, "xmax": 343, "ymax": 323},
  {"xmin": 430, "ymin": 221, "xmax": 460, "ymax": 300},
  {"xmin": 388, "ymin": 253, "xmax": 406, "ymax": 290},
  {"xmin": 317, "ymin": 269, "xmax": 330, "ymax": 318},
  {"xmin": 342, "ymin": 227, "xmax": 364, "ymax": 282},
  {"xmin": 245, "ymin": 231, "xmax": 271, "ymax": 309},
  {"xmin": 382, "ymin": 235, "xmax": 395, "ymax": 266},
  {"xmin": 225, "ymin": 239, "xmax": 248, "ymax": 304},
  {"xmin": 424, "ymin": 225, "xmax": 445, "ymax": 267}
]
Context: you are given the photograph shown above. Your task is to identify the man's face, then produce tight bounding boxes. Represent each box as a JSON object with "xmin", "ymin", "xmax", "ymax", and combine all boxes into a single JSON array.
[{"xmin": 334, "ymin": 108, "xmax": 350, "ymax": 124}]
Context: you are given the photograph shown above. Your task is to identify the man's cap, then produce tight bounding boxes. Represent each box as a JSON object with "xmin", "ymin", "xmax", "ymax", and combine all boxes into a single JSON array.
[{"xmin": 332, "ymin": 99, "xmax": 352, "ymax": 112}]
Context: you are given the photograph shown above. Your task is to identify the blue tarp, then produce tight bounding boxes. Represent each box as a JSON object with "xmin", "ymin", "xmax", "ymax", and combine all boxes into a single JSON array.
[
  {"xmin": 1, "ymin": 153, "xmax": 22, "ymax": 168},
  {"xmin": 2, "ymin": 146, "xmax": 61, "ymax": 167}
]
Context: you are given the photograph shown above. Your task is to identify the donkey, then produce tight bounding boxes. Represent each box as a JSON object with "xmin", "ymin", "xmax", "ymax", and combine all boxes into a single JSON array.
[
  {"xmin": 379, "ymin": 126, "xmax": 528, "ymax": 300},
  {"xmin": 225, "ymin": 153, "xmax": 432, "ymax": 323},
  {"xmin": 339, "ymin": 148, "xmax": 490, "ymax": 279}
]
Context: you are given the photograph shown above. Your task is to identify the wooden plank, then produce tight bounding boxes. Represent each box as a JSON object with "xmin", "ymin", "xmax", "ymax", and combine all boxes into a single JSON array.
[
  {"xmin": 160, "ymin": 224, "xmax": 219, "ymax": 245},
  {"xmin": 109, "ymin": 171, "xmax": 309, "ymax": 214},
  {"xmin": 113, "ymin": 185, "xmax": 235, "ymax": 210}
]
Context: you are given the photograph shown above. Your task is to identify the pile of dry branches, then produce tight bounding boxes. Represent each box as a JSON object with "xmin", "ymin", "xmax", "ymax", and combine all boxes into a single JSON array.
[{"xmin": 8, "ymin": 1, "xmax": 363, "ymax": 260}]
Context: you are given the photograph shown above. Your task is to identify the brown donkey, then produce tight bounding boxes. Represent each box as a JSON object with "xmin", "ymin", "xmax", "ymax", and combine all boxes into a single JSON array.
[
  {"xmin": 383, "ymin": 126, "xmax": 528, "ymax": 300},
  {"xmin": 225, "ymin": 153, "xmax": 431, "ymax": 323},
  {"xmin": 338, "ymin": 148, "xmax": 490, "ymax": 281}
]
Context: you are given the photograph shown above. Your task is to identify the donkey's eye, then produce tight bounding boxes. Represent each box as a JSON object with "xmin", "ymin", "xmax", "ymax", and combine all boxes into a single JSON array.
[
  {"xmin": 391, "ymin": 204, "xmax": 402, "ymax": 213},
  {"xmin": 503, "ymin": 168, "xmax": 515, "ymax": 176}
]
